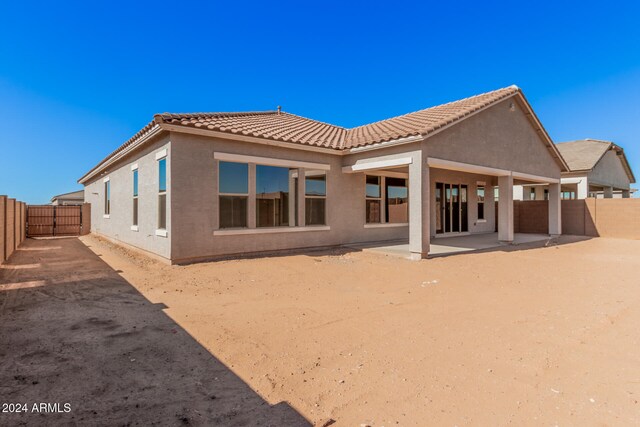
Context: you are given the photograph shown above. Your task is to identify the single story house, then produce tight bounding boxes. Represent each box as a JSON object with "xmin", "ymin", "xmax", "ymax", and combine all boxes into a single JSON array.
[
  {"xmin": 50, "ymin": 190, "xmax": 85, "ymax": 205},
  {"xmin": 78, "ymin": 85, "xmax": 568, "ymax": 264},
  {"xmin": 516, "ymin": 139, "xmax": 636, "ymax": 200}
]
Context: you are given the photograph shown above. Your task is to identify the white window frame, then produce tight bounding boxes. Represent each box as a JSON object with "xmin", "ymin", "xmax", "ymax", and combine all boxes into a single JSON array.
[
  {"xmin": 476, "ymin": 182, "xmax": 486, "ymax": 223},
  {"xmin": 103, "ymin": 177, "xmax": 110, "ymax": 218},
  {"xmin": 214, "ymin": 154, "xmax": 332, "ymax": 234},
  {"xmin": 363, "ymin": 172, "xmax": 409, "ymax": 228},
  {"xmin": 156, "ymin": 151, "xmax": 168, "ymax": 236},
  {"xmin": 131, "ymin": 164, "xmax": 139, "ymax": 231}
]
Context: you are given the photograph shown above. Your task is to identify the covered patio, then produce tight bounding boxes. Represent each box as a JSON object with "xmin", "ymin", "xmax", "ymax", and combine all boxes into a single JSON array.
[{"xmin": 345, "ymin": 232, "xmax": 553, "ymax": 258}]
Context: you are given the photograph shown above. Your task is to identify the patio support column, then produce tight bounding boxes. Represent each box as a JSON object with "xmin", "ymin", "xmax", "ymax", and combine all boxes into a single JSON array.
[
  {"xmin": 408, "ymin": 151, "xmax": 429, "ymax": 259},
  {"xmin": 498, "ymin": 174, "xmax": 514, "ymax": 242},
  {"xmin": 297, "ymin": 168, "xmax": 306, "ymax": 226},
  {"xmin": 622, "ymin": 189, "xmax": 631, "ymax": 198},
  {"xmin": 603, "ymin": 186, "xmax": 613, "ymax": 198},
  {"xmin": 577, "ymin": 178, "xmax": 588, "ymax": 199},
  {"xmin": 548, "ymin": 182, "xmax": 562, "ymax": 236},
  {"xmin": 248, "ymin": 164, "xmax": 256, "ymax": 228}
]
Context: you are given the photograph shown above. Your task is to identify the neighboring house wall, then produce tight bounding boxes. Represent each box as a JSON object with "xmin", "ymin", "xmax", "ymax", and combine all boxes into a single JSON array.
[
  {"xmin": 84, "ymin": 136, "xmax": 172, "ymax": 260},
  {"xmin": 588, "ymin": 150, "xmax": 631, "ymax": 190}
]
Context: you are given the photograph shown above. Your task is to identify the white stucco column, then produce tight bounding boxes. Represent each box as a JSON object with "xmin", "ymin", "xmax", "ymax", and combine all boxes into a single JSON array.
[
  {"xmin": 576, "ymin": 177, "xmax": 588, "ymax": 199},
  {"xmin": 603, "ymin": 186, "xmax": 614, "ymax": 198},
  {"xmin": 409, "ymin": 151, "xmax": 430, "ymax": 259},
  {"xmin": 248, "ymin": 164, "xmax": 257, "ymax": 228},
  {"xmin": 297, "ymin": 168, "xmax": 305, "ymax": 227},
  {"xmin": 548, "ymin": 182, "xmax": 561, "ymax": 236},
  {"xmin": 622, "ymin": 189, "xmax": 631, "ymax": 198},
  {"xmin": 498, "ymin": 174, "xmax": 514, "ymax": 242}
]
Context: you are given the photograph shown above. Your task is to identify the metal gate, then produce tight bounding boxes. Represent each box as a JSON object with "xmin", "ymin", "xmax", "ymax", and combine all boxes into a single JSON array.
[{"xmin": 27, "ymin": 205, "xmax": 82, "ymax": 237}]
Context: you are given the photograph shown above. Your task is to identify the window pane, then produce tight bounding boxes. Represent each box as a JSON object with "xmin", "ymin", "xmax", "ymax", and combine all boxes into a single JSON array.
[
  {"xmin": 305, "ymin": 198, "xmax": 325, "ymax": 225},
  {"xmin": 386, "ymin": 178, "xmax": 407, "ymax": 223},
  {"xmin": 478, "ymin": 201, "xmax": 484, "ymax": 220},
  {"xmin": 219, "ymin": 196, "xmax": 247, "ymax": 228},
  {"xmin": 133, "ymin": 170, "xmax": 139, "ymax": 197},
  {"xmin": 256, "ymin": 165, "xmax": 291, "ymax": 227},
  {"xmin": 104, "ymin": 181, "xmax": 110, "ymax": 215},
  {"xmin": 305, "ymin": 172, "xmax": 326, "ymax": 196},
  {"xmin": 366, "ymin": 175, "xmax": 380, "ymax": 198},
  {"xmin": 159, "ymin": 158, "xmax": 167, "ymax": 192},
  {"xmin": 133, "ymin": 198, "xmax": 138, "ymax": 226},
  {"xmin": 219, "ymin": 161, "xmax": 248, "ymax": 194},
  {"xmin": 366, "ymin": 199, "xmax": 381, "ymax": 223},
  {"xmin": 158, "ymin": 193, "xmax": 167, "ymax": 229},
  {"xmin": 477, "ymin": 186, "xmax": 485, "ymax": 202}
]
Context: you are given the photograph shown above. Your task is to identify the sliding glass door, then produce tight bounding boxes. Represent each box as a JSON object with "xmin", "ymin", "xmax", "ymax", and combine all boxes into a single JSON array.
[{"xmin": 435, "ymin": 182, "xmax": 468, "ymax": 234}]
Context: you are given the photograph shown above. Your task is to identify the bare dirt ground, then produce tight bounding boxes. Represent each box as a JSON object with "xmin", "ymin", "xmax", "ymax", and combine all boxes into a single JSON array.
[{"xmin": 2, "ymin": 235, "xmax": 640, "ymax": 426}]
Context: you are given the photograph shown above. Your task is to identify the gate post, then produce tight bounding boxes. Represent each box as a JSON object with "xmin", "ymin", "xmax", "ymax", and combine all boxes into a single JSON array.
[{"xmin": 81, "ymin": 203, "xmax": 91, "ymax": 235}]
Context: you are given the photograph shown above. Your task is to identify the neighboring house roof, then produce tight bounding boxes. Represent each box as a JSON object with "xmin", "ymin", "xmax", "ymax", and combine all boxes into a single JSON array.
[
  {"xmin": 50, "ymin": 190, "xmax": 84, "ymax": 203},
  {"xmin": 556, "ymin": 139, "xmax": 636, "ymax": 183},
  {"xmin": 79, "ymin": 85, "xmax": 567, "ymax": 184}
]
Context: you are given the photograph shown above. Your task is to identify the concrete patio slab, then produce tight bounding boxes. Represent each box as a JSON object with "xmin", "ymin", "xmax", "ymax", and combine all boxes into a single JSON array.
[{"xmin": 346, "ymin": 232, "xmax": 552, "ymax": 258}]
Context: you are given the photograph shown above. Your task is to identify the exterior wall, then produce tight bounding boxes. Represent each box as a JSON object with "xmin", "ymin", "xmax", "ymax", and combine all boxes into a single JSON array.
[
  {"xmin": 426, "ymin": 99, "xmax": 562, "ymax": 179},
  {"xmin": 170, "ymin": 132, "xmax": 410, "ymax": 262},
  {"xmin": 83, "ymin": 135, "xmax": 172, "ymax": 260},
  {"xmin": 588, "ymin": 150, "xmax": 631, "ymax": 190},
  {"xmin": 429, "ymin": 168, "xmax": 496, "ymax": 236}
]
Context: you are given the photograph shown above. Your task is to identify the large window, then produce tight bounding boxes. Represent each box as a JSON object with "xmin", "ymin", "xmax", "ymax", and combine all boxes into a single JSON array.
[
  {"xmin": 530, "ymin": 187, "xmax": 536, "ymax": 200},
  {"xmin": 365, "ymin": 175, "xmax": 381, "ymax": 223},
  {"xmin": 158, "ymin": 158, "xmax": 167, "ymax": 230},
  {"xmin": 256, "ymin": 165, "xmax": 291, "ymax": 227},
  {"xmin": 305, "ymin": 171, "xmax": 326, "ymax": 226},
  {"xmin": 132, "ymin": 169, "xmax": 139, "ymax": 227},
  {"xmin": 385, "ymin": 177, "xmax": 408, "ymax": 223},
  {"xmin": 104, "ymin": 180, "xmax": 110, "ymax": 215},
  {"xmin": 219, "ymin": 161, "xmax": 248, "ymax": 228},
  {"xmin": 477, "ymin": 184, "xmax": 485, "ymax": 220},
  {"xmin": 365, "ymin": 175, "xmax": 408, "ymax": 224}
]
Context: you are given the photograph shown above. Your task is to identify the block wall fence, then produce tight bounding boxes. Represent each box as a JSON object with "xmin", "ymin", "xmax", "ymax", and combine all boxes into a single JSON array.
[
  {"xmin": 0, "ymin": 195, "xmax": 27, "ymax": 265},
  {"xmin": 512, "ymin": 198, "xmax": 640, "ymax": 239}
]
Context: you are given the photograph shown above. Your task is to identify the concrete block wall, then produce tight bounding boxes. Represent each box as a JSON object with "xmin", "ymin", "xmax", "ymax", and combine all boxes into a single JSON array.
[
  {"xmin": 1, "ymin": 196, "xmax": 27, "ymax": 265},
  {"xmin": 513, "ymin": 198, "xmax": 640, "ymax": 239},
  {"xmin": 514, "ymin": 201, "xmax": 549, "ymax": 234}
]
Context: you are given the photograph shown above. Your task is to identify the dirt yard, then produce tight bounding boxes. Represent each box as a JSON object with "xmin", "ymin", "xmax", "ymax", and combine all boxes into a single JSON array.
[{"xmin": 2, "ymin": 235, "xmax": 640, "ymax": 426}]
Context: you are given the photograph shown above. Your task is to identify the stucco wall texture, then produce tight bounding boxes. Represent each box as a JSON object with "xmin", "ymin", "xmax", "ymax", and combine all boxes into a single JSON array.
[
  {"xmin": 588, "ymin": 150, "xmax": 632, "ymax": 190},
  {"xmin": 84, "ymin": 136, "xmax": 172, "ymax": 260},
  {"xmin": 84, "ymin": 99, "xmax": 562, "ymax": 263}
]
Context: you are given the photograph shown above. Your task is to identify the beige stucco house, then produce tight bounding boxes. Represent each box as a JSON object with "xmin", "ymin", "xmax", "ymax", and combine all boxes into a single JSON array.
[
  {"xmin": 50, "ymin": 190, "xmax": 85, "ymax": 205},
  {"xmin": 517, "ymin": 139, "xmax": 636, "ymax": 200},
  {"xmin": 78, "ymin": 86, "xmax": 568, "ymax": 263}
]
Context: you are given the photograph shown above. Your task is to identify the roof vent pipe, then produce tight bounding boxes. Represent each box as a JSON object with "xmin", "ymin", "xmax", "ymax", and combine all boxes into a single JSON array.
[{"xmin": 277, "ymin": 105, "xmax": 281, "ymax": 115}]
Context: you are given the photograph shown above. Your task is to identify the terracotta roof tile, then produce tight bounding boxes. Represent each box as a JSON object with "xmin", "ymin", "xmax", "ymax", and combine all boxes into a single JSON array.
[{"xmin": 154, "ymin": 86, "xmax": 520, "ymax": 150}]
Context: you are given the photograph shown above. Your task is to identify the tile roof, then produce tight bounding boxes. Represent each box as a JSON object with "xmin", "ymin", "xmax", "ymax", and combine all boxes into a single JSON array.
[
  {"xmin": 556, "ymin": 139, "xmax": 636, "ymax": 183},
  {"xmin": 555, "ymin": 139, "xmax": 613, "ymax": 171},
  {"xmin": 345, "ymin": 86, "xmax": 520, "ymax": 148},
  {"xmin": 154, "ymin": 86, "xmax": 520, "ymax": 150},
  {"xmin": 155, "ymin": 111, "xmax": 347, "ymax": 149},
  {"xmin": 80, "ymin": 85, "xmax": 556, "ymax": 183}
]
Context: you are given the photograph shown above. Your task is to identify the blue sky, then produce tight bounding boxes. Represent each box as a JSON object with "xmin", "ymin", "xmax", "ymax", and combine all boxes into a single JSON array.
[{"xmin": 1, "ymin": 1, "xmax": 639, "ymax": 203}]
